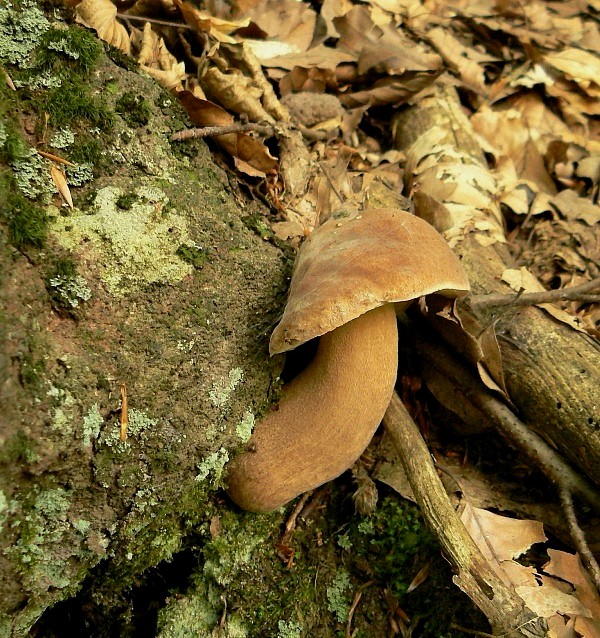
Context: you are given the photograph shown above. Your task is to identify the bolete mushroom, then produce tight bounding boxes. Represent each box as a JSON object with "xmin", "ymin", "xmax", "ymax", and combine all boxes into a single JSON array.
[{"xmin": 226, "ymin": 207, "xmax": 469, "ymax": 513}]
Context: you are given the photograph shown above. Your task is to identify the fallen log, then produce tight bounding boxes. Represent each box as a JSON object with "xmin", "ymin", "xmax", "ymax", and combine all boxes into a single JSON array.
[{"xmin": 392, "ymin": 84, "xmax": 600, "ymax": 487}]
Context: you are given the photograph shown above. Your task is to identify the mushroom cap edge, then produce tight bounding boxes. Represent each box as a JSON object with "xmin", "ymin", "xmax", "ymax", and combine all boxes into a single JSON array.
[{"xmin": 270, "ymin": 207, "xmax": 469, "ymax": 355}]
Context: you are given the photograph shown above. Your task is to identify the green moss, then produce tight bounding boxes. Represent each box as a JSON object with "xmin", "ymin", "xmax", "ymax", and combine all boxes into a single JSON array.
[
  {"xmin": 104, "ymin": 43, "xmax": 139, "ymax": 72},
  {"xmin": 37, "ymin": 25, "xmax": 101, "ymax": 76},
  {"xmin": 175, "ymin": 243, "xmax": 210, "ymax": 269},
  {"xmin": 68, "ymin": 137, "xmax": 102, "ymax": 166},
  {"xmin": 44, "ymin": 76, "xmax": 114, "ymax": 129},
  {"xmin": 0, "ymin": 430, "xmax": 39, "ymax": 465},
  {"xmin": 18, "ymin": 339, "xmax": 46, "ymax": 389},
  {"xmin": 4, "ymin": 190, "xmax": 48, "ymax": 249},
  {"xmin": 115, "ymin": 193, "xmax": 138, "ymax": 210},
  {"xmin": 115, "ymin": 92, "xmax": 152, "ymax": 127}
]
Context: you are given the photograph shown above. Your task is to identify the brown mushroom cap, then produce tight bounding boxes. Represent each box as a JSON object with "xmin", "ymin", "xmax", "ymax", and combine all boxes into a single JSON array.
[{"xmin": 270, "ymin": 207, "xmax": 470, "ymax": 355}]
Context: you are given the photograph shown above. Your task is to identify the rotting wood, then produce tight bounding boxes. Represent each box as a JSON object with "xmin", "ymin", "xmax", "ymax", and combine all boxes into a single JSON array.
[{"xmin": 392, "ymin": 84, "xmax": 600, "ymax": 487}]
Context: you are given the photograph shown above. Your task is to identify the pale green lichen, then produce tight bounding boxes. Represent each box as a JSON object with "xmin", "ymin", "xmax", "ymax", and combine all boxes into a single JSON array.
[
  {"xmin": 203, "ymin": 515, "xmax": 270, "ymax": 587},
  {"xmin": 66, "ymin": 163, "xmax": 94, "ymax": 187},
  {"xmin": 14, "ymin": 69, "xmax": 62, "ymax": 89},
  {"xmin": 73, "ymin": 519, "xmax": 90, "ymax": 535},
  {"xmin": 209, "ymin": 368, "xmax": 244, "ymax": 408},
  {"xmin": 0, "ymin": 120, "xmax": 7, "ymax": 148},
  {"xmin": 47, "ymin": 37, "xmax": 81, "ymax": 60},
  {"xmin": 100, "ymin": 408, "xmax": 158, "ymax": 449},
  {"xmin": 235, "ymin": 410, "xmax": 255, "ymax": 443},
  {"xmin": 0, "ymin": 490, "xmax": 7, "ymax": 531},
  {"xmin": 277, "ymin": 619, "xmax": 303, "ymax": 638},
  {"xmin": 0, "ymin": 1, "xmax": 49, "ymax": 68},
  {"xmin": 195, "ymin": 448, "xmax": 229, "ymax": 484},
  {"xmin": 12, "ymin": 149, "xmax": 54, "ymax": 200},
  {"xmin": 82, "ymin": 403, "xmax": 103, "ymax": 448},
  {"xmin": 326, "ymin": 569, "xmax": 351, "ymax": 623},
  {"xmin": 48, "ymin": 273, "xmax": 92, "ymax": 307},
  {"xmin": 49, "ymin": 185, "xmax": 193, "ymax": 295},
  {"xmin": 47, "ymin": 385, "xmax": 76, "ymax": 433},
  {"xmin": 50, "ymin": 128, "xmax": 75, "ymax": 149},
  {"xmin": 157, "ymin": 582, "xmax": 249, "ymax": 638},
  {"xmin": 8, "ymin": 487, "xmax": 73, "ymax": 590}
]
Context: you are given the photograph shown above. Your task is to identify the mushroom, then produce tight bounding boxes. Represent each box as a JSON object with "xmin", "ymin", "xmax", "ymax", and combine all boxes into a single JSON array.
[{"xmin": 226, "ymin": 207, "xmax": 469, "ymax": 513}]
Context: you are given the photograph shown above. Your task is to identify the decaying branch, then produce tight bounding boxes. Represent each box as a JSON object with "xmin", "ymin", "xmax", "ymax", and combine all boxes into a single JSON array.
[{"xmin": 383, "ymin": 392, "xmax": 547, "ymax": 637}]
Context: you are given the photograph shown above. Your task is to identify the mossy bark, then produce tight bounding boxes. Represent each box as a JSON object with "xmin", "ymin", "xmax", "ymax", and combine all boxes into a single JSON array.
[{"xmin": 0, "ymin": 8, "xmax": 288, "ymax": 635}]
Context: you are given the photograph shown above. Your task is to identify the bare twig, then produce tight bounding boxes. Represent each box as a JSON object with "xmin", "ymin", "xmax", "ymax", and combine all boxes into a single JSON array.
[
  {"xmin": 171, "ymin": 123, "xmax": 275, "ymax": 142},
  {"xmin": 469, "ymin": 276, "xmax": 600, "ymax": 309},
  {"xmin": 559, "ymin": 487, "xmax": 600, "ymax": 594},
  {"xmin": 282, "ymin": 490, "xmax": 312, "ymax": 541},
  {"xmin": 116, "ymin": 13, "xmax": 191, "ymax": 29}
]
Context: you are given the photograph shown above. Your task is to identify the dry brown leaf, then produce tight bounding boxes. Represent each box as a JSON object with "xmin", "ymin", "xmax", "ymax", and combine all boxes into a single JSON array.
[
  {"xmin": 334, "ymin": 6, "xmax": 442, "ymax": 76},
  {"xmin": 406, "ymin": 562, "xmax": 430, "ymax": 593},
  {"xmin": 544, "ymin": 550, "xmax": 600, "ymax": 621},
  {"xmin": 426, "ymin": 28, "xmax": 487, "ymax": 95},
  {"xmin": 261, "ymin": 45, "xmax": 355, "ymax": 71},
  {"xmin": 236, "ymin": 0, "xmax": 317, "ymax": 54},
  {"xmin": 50, "ymin": 164, "xmax": 73, "ymax": 209},
  {"xmin": 76, "ymin": 0, "xmax": 131, "ymax": 55},
  {"xmin": 177, "ymin": 91, "xmax": 278, "ymax": 177},
  {"xmin": 501, "ymin": 268, "xmax": 587, "ymax": 334},
  {"xmin": 544, "ymin": 48, "xmax": 600, "ymax": 94},
  {"xmin": 461, "ymin": 504, "xmax": 546, "ymax": 587},
  {"xmin": 551, "ymin": 189, "xmax": 600, "ymax": 226},
  {"xmin": 176, "ymin": 0, "xmax": 250, "ymax": 44}
]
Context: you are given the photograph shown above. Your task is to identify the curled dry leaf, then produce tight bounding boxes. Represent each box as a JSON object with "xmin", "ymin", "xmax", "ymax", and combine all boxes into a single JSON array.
[
  {"xmin": 177, "ymin": 91, "xmax": 278, "ymax": 177},
  {"xmin": 176, "ymin": 0, "xmax": 250, "ymax": 44},
  {"xmin": 135, "ymin": 23, "xmax": 186, "ymax": 91},
  {"xmin": 76, "ymin": 0, "xmax": 131, "ymax": 55}
]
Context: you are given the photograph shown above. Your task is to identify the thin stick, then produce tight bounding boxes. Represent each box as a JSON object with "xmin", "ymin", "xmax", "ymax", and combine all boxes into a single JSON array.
[
  {"xmin": 171, "ymin": 123, "xmax": 274, "ymax": 142},
  {"xmin": 559, "ymin": 487, "xmax": 600, "ymax": 594},
  {"xmin": 408, "ymin": 322, "xmax": 600, "ymax": 512},
  {"xmin": 470, "ymin": 276, "xmax": 600, "ymax": 309},
  {"xmin": 120, "ymin": 383, "xmax": 128, "ymax": 442},
  {"xmin": 116, "ymin": 13, "xmax": 191, "ymax": 29}
]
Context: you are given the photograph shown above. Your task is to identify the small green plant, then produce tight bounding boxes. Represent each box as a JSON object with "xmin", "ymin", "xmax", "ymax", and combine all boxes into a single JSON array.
[{"xmin": 326, "ymin": 569, "xmax": 352, "ymax": 623}]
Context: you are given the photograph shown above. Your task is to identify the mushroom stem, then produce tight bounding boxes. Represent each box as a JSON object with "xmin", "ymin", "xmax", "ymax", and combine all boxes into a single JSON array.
[{"xmin": 226, "ymin": 304, "xmax": 399, "ymax": 513}]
